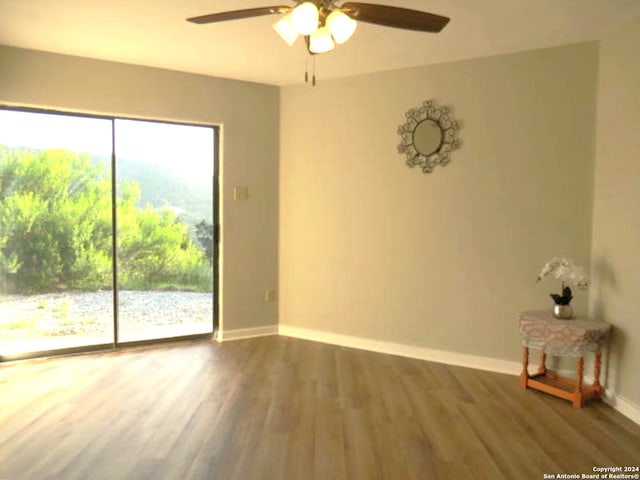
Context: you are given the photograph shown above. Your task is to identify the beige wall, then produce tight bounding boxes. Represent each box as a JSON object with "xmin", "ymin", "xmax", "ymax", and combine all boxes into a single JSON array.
[
  {"xmin": 0, "ymin": 45, "xmax": 280, "ymax": 334},
  {"xmin": 280, "ymin": 42, "xmax": 598, "ymax": 362},
  {"xmin": 590, "ymin": 17, "xmax": 640, "ymax": 408}
]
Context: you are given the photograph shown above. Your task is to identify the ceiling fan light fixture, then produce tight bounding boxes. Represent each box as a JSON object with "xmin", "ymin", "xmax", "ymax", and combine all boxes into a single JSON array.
[
  {"xmin": 290, "ymin": 2, "xmax": 319, "ymax": 35},
  {"xmin": 273, "ymin": 14, "xmax": 299, "ymax": 46},
  {"xmin": 309, "ymin": 26, "xmax": 335, "ymax": 54},
  {"xmin": 326, "ymin": 10, "xmax": 357, "ymax": 44}
]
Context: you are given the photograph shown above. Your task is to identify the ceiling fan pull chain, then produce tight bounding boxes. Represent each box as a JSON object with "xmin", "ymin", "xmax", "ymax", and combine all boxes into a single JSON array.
[
  {"xmin": 312, "ymin": 55, "xmax": 317, "ymax": 86},
  {"xmin": 305, "ymin": 57, "xmax": 309, "ymax": 83}
]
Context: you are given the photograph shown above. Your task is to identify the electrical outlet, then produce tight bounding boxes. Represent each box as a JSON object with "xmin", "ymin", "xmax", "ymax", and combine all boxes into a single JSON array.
[{"xmin": 264, "ymin": 289, "xmax": 276, "ymax": 303}]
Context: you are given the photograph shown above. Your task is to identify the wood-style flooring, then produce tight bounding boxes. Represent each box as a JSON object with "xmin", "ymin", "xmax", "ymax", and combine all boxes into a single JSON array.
[{"xmin": 1, "ymin": 336, "xmax": 639, "ymax": 480}]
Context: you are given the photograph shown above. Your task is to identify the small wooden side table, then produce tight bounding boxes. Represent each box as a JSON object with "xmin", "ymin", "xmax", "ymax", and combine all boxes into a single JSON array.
[{"xmin": 518, "ymin": 310, "xmax": 611, "ymax": 408}]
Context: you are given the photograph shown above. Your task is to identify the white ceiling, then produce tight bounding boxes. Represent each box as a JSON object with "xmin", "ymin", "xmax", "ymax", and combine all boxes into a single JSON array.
[{"xmin": 1, "ymin": 0, "xmax": 639, "ymax": 86}]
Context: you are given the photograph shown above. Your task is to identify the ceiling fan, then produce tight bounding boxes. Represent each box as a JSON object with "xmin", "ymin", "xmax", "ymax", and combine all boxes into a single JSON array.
[{"xmin": 186, "ymin": 1, "xmax": 450, "ymax": 56}]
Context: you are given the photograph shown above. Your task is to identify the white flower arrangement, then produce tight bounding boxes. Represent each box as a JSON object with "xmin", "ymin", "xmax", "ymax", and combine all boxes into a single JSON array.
[{"xmin": 536, "ymin": 256, "xmax": 589, "ymax": 305}]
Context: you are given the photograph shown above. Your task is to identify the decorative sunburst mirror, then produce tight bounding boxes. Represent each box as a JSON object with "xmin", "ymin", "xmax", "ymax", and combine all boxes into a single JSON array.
[{"xmin": 397, "ymin": 99, "xmax": 461, "ymax": 174}]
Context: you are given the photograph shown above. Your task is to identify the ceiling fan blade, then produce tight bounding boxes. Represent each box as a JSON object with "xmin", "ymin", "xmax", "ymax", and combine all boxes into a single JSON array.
[
  {"xmin": 187, "ymin": 6, "xmax": 290, "ymax": 24},
  {"xmin": 341, "ymin": 2, "xmax": 450, "ymax": 33}
]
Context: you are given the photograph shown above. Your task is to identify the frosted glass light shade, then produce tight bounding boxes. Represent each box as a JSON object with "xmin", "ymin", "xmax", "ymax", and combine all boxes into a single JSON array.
[
  {"xmin": 273, "ymin": 14, "xmax": 299, "ymax": 46},
  {"xmin": 290, "ymin": 2, "xmax": 319, "ymax": 35},
  {"xmin": 309, "ymin": 26, "xmax": 335, "ymax": 53},
  {"xmin": 326, "ymin": 10, "xmax": 357, "ymax": 44}
]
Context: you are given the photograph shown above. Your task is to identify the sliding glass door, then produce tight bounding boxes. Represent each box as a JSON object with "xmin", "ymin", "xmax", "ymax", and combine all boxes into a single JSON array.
[
  {"xmin": 0, "ymin": 109, "xmax": 216, "ymax": 359},
  {"xmin": 0, "ymin": 110, "xmax": 115, "ymax": 356},
  {"xmin": 114, "ymin": 119, "xmax": 214, "ymax": 342}
]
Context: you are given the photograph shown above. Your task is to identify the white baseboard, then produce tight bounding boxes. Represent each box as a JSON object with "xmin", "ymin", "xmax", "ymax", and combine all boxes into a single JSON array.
[
  {"xmin": 602, "ymin": 390, "xmax": 640, "ymax": 425},
  {"xmin": 546, "ymin": 370, "xmax": 640, "ymax": 426},
  {"xmin": 278, "ymin": 325, "xmax": 521, "ymax": 375},
  {"xmin": 278, "ymin": 324, "xmax": 640, "ymax": 425},
  {"xmin": 217, "ymin": 325, "xmax": 278, "ymax": 342}
]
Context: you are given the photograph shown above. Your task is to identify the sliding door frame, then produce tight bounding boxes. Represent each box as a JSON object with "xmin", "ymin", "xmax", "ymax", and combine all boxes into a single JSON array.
[{"xmin": 0, "ymin": 106, "xmax": 220, "ymax": 361}]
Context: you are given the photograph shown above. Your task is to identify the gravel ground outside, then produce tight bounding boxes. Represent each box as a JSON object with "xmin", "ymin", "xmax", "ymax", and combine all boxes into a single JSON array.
[{"xmin": 0, "ymin": 290, "xmax": 214, "ymax": 351}]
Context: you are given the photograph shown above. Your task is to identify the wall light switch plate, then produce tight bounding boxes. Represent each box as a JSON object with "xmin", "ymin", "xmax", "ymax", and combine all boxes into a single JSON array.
[{"xmin": 234, "ymin": 186, "xmax": 248, "ymax": 201}]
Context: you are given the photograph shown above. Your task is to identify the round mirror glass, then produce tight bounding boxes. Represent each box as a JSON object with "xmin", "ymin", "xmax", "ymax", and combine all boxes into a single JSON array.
[{"xmin": 413, "ymin": 119, "xmax": 442, "ymax": 156}]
